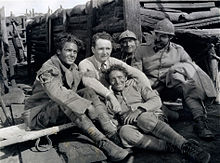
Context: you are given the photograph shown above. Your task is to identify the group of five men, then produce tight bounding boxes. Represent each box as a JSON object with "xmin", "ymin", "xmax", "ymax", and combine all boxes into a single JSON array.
[{"xmin": 24, "ymin": 18, "xmax": 216, "ymax": 163}]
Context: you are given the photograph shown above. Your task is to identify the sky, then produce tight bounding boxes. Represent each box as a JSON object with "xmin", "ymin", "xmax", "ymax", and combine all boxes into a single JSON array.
[{"xmin": 0, "ymin": 0, "xmax": 89, "ymax": 16}]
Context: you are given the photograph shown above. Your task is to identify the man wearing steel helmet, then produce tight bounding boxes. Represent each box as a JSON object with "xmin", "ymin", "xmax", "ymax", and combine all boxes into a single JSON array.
[
  {"xmin": 132, "ymin": 18, "xmax": 216, "ymax": 140},
  {"xmin": 112, "ymin": 30, "xmax": 139, "ymax": 65}
]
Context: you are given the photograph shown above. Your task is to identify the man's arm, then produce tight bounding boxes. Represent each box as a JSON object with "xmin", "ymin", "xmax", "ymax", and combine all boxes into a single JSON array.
[
  {"xmin": 37, "ymin": 65, "xmax": 91, "ymax": 115},
  {"xmin": 79, "ymin": 59, "xmax": 121, "ymax": 113},
  {"xmin": 111, "ymin": 57, "xmax": 152, "ymax": 89},
  {"xmin": 138, "ymin": 85, "xmax": 162, "ymax": 112},
  {"xmin": 78, "ymin": 59, "xmax": 112, "ymax": 97},
  {"xmin": 176, "ymin": 44, "xmax": 192, "ymax": 62}
]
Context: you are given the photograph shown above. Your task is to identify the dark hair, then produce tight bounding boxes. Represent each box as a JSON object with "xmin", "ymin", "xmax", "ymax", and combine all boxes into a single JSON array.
[
  {"xmin": 105, "ymin": 64, "xmax": 128, "ymax": 82},
  {"xmin": 92, "ymin": 32, "xmax": 113, "ymax": 47},
  {"xmin": 54, "ymin": 33, "xmax": 83, "ymax": 52}
]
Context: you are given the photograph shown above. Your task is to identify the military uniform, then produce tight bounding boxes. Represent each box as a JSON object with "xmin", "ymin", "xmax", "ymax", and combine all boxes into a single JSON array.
[
  {"xmin": 24, "ymin": 55, "xmax": 91, "ymax": 129},
  {"xmin": 108, "ymin": 78, "xmax": 187, "ymax": 151},
  {"xmin": 132, "ymin": 42, "xmax": 216, "ymax": 119}
]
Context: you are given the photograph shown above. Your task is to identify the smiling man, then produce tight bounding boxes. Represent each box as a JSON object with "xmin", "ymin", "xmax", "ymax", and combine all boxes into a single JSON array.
[
  {"xmin": 112, "ymin": 30, "xmax": 139, "ymax": 65},
  {"xmin": 105, "ymin": 64, "xmax": 211, "ymax": 163},
  {"xmin": 24, "ymin": 33, "xmax": 129, "ymax": 161}
]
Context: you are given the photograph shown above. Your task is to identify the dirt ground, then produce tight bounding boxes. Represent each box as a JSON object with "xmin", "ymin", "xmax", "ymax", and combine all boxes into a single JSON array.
[{"xmin": 1, "ymin": 103, "xmax": 220, "ymax": 163}]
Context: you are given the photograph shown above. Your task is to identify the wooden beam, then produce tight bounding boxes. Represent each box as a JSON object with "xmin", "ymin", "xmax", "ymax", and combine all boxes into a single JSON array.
[
  {"xmin": 123, "ymin": 0, "xmax": 142, "ymax": 42},
  {"xmin": 86, "ymin": 0, "xmax": 98, "ymax": 57},
  {"xmin": 143, "ymin": 2, "xmax": 215, "ymax": 9}
]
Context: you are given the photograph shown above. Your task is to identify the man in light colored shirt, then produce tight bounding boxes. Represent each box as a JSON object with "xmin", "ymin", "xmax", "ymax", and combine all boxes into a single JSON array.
[
  {"xmin": 79, "ymin": 32, "xmax": 152, "ymax": 142},
  {"xmin": 105, "ymin": 64, "xmax": 210, "ymax": 163},
  {"xmin": 79, "ymin": 32, "xmax": 151, "ymax": 113}
]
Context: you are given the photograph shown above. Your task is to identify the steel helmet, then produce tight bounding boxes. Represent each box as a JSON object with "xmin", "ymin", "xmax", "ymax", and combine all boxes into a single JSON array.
[
  {"xmin": 119, "ymin": 30, "xmax": 137, "ymax": 42},
  {"xmin": 154, "ymin": 18, "xmax": 175, "ymax": 36}
]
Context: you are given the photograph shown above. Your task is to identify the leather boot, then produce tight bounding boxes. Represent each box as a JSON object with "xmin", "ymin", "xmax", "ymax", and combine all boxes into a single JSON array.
[
  {"xmin": 181, "ymin": 139, "xmax": 210, "ymax": 163},
  {"xmin": 194, "ymin": 116, "xmax": 214, "ymax": 140},
  {"xmin": 98, "ymin": 138, "xmax": 129, "ymax": 162},
  {"xmin": 74, "ymin": 115, "xmax": 128, "ymax": 161}
]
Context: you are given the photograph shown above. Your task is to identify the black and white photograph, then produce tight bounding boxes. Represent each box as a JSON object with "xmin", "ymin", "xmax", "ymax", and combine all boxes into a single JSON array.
[{"xmin": 0, "ymin": 0, "xmax": 220, "ymax": 163}]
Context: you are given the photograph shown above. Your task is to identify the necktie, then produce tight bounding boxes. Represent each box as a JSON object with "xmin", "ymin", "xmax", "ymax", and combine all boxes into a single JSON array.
[{"xmin": 100, "ymin": 62, "xmax": 107, "ymax": 73}]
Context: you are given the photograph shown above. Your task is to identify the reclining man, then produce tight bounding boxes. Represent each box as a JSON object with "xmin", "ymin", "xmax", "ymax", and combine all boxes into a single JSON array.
[
  {"xmin": 132, "ymin": 18, "xmax": 216, "ymax": 140},
  {"xmin": 78, "ymin": 31, "xmax": 152, "ymax": 142},
  {"xmin": 23, "ymin": 33, "xmax": 129, "ymax": 162},
  {"xmin": 105, "ymin": 64, "xmax": 211, "ymax": 163}
]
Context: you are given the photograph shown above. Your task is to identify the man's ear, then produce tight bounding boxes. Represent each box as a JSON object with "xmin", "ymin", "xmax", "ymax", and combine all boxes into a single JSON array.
[
  {"xmin": 91, "ymin": 46, "xmax": 95, "ymax": 54},
  {"xmin": 57, "ymin": 49, "xmax": 61, "ymax": 55}
]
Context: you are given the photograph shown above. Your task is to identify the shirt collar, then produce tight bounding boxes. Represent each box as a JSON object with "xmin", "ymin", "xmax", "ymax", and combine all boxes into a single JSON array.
[{"xmin": 92, "ymin": 55, "xmax": 109, "ymax": 70}]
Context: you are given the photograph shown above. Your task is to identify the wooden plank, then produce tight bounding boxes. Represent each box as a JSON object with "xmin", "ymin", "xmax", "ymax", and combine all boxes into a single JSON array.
[
  {"xmin": 0, "ymin": 122, "xmax": 75, "ymax": 148},
  {"xmin": 143, "ymin": 2, "xmax": 215, "ymax": 9},
  {"xmin": 123, "ymin": 0, "xmax": 142, "ymax": 42},
  {"xmin": 69, "ymin": 15, "xmax": 87, "ymax": 24},
  {"xmin": 93, "ymin": 20, "xmax": 124, "ymax": 33},
  {"xmin": 174, "ymin": 16, "xmax": 220, "ymax": 27},
  {"xmin": 140, "ymin": 0, "xmax": 219, "ymax": 2},
  {"xmin": 52, "ymin": 24, "xmax": 65, "ymax": 32},
  {"xmin": 67, "ymin": 23, "xmax": 88, "ymax": 30}
]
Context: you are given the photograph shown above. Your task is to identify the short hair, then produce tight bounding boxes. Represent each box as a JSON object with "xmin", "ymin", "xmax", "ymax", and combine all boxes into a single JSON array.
[
  {"xmin": 92, "ymin": 32, "xmax": 113, "ymax": 47},
  {"xmin": 54, "ymin": 33, "xmax": 83, "ymax": 52},
  {"xmin": 105, "ymin": 64, "xmax": 128, "ymax": 82}
]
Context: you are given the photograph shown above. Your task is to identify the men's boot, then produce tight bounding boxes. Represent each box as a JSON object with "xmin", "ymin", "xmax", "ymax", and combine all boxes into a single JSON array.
[
  {"xmin": 98, "ymin": 138, "xmax": 129, "ymax": 162},
  {"xmin": 194, "ymin": 116, "xmax": 214, "ymax": 140},
  {"xmin": 74, "ymin": 114, "xmax": 128, "ymax": 161},
  {"xmin": 181, "ymin": 139, "xmax": 210, "ymax": 163}
]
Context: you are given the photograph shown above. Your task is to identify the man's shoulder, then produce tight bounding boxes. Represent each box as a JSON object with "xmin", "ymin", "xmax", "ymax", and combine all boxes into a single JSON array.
[
  {"xmin": 37, "ymin": 57, "xmax": 60, "ymax": 77},
  {"xmin": 79, "ymin": 56, "xmax": 93, "ymax": 66},
  {"xmin": 170, "ymin": 42, "xmax": 184, "ymax": 50}
]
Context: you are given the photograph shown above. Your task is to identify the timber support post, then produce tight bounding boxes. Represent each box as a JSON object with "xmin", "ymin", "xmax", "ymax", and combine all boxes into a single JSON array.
[{"xmin": 123, "ymin": 0, "xmax": 142, "ymax": 42}]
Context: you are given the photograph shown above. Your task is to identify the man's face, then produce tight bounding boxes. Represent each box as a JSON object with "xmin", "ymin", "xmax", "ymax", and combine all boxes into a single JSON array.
[
  {"xmin": 57, "ymin": 42, "xmax": 78, "ymax": 65},
  {"xmin": 120, "ymin": 38, "xmax": 137, "ymax": 53},
  {"xmin": 154, "ymin": 32, "xmax": 171, "ymax": 50},
  {"xmin": 92, "ymin": 38, "xmax": 112, "ymax": 63},
  {"xmin": 109, "ymin": 70, "xmax": 127, "ymax": 92}
]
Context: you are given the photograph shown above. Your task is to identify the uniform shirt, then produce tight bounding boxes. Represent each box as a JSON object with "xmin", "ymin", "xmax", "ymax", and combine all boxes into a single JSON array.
[
  {"xmin": 25, "ymin": 55, "xmax": 91, "ymax": 115},
  {"xmin": 132, "ymin": 42, "xmax": 191, "ymax": 88},
  {"xmin": 78, "ymin": 55, "xmax": 152, "ymax": 98},
  {"xmin": 113, "ymin": 79, "xmax": 162, "ymax": 115}
]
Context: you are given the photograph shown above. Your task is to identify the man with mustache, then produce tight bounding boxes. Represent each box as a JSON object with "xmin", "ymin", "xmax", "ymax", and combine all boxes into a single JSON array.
[
  {"xmin": 112, "ymin": 30, "xmax": 139, "ymax": 65},
  {"xmin": 132, "ymin": 18, "xmax": 216, "ymax": 140}
]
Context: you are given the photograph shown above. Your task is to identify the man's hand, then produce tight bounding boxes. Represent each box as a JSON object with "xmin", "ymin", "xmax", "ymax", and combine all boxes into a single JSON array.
[
  {"xmin": 123, "ymin": 109, "xmax": 143, "ymax": 125},
  {"xmin": 107, "ymin": 93, "xmax": 122, "ymax": 114}
]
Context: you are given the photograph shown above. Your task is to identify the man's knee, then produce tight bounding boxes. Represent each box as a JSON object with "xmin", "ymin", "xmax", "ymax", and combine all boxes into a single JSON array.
[
  {"xmin": 137, "ymin": 112, "xmax": 158, "ymax": 132},
  {"xmin": 119, "ymin": 125, "xmax": 143, "ymax": 147}
]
